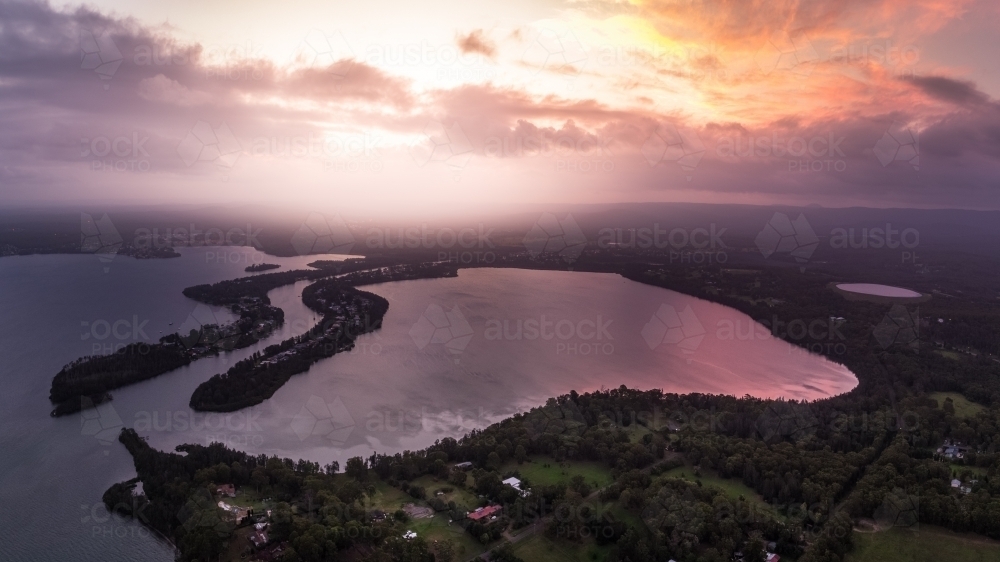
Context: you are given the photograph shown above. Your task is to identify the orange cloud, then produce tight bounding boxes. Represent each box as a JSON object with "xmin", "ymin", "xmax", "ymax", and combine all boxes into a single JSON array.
[{"xmin": 456, "ymin": 29, "xmax": 497, "ymax": 58}]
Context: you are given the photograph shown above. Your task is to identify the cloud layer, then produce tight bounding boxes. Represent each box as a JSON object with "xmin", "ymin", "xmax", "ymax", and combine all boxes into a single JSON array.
[{"xmin": 1, "ymin": 0, "xmax": 999, "ymax": 211}]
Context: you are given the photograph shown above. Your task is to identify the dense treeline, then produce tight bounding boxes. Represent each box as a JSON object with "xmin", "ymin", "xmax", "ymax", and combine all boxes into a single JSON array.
[
  {"xmin": 50, "ymin": 340, "xmax": 191, "ymax": 410},
  {"xmin": 844, "ymin": 436, "xmax": 1000, "ymax": 538},
  {"xmin": 245, "ymin": 263, "xmax": 280, "ymax": 272},
  {"xmin": 189, "ymin": 285, "xmax": 389, "ymax": 412},
  {"xmin": 182, "ymin": 257, "xmax": 384, "ymax": 305},
  {"xmin": 48, "ymin": 302, "xmax": 284, "ymax": 415},
  {"xmin": 107, "ymin": 428, "xmax": 438, "ymax": 561}
]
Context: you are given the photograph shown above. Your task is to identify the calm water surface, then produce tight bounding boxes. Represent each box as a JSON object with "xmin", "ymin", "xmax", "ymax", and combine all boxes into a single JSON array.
[
  {"xmin": 836, "ymin": 283, "xmax": 922, "ymax": 298},
  {"xmin": 0, "ymin": 256, "xmax": 857, "ymax": 561}
]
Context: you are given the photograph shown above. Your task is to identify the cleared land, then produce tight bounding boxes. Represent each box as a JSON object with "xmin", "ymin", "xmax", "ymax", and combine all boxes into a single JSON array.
[
  {"xmin": 928, "ymin": 392, "xmax": 986, "ymax": 418},
  {"xmin": 366, "ymin": 479, "xmax": 487, "ymax": 560},
  {"xmin": 660, "ymin": 466, "xmax": 774, "ymax": 510},
  {"xmin": 511, "ymin": 532, "xmax": 611, "ymax": 562},
  {"xmin": 848, "ymin": 526, "xmax": 1000, "ymax": 562},
  {"xmin": 501, "ymin": 457, "xmax": 614, "ymax": 489}
]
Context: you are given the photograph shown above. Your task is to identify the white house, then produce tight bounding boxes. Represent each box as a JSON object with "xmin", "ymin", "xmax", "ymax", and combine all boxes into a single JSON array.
[{"xmin": 502, "ymin": 477, "xmax": 528, "ymax": 497}]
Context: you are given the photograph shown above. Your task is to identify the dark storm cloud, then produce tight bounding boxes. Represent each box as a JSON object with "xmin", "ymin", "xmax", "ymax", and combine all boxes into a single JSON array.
[{"xmin": 905, "ymin": 75, "xmax": 990, "ymax": 107}]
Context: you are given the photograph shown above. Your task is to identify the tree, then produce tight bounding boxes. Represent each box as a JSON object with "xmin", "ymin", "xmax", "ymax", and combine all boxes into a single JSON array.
[
  {"xmin": 744, "ymin": 538, "xmax": 766, "ymax": 562},
  {"xmin": 514, "ymin": 444, "xmax": 527, "ymax": 464},
  {"xmin": 436, "ymin": 539, "xmax": 456, "ymax": 562},
  {"xmin": 569, "ymin": 474, "xmax": 591, "ymax": 497},
  {"xmin": 449, "ymin": 469, "xmax": 468, "ymax": 487},
  {"xmin": 345, "ymin": 457, "xmax": 368, "ymax": 481}
]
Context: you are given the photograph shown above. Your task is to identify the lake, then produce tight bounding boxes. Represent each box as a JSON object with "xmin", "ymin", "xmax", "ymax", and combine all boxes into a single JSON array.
[
  {"xmin": 0, "ymin": 252, "xmax": 857, "ymax": 561},
  {"xmin": 836, "ymin": 283, "xmax": 922, "ymax": 298}
]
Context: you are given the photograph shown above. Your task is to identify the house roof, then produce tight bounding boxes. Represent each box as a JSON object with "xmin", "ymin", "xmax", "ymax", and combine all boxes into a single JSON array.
[{"xmin": 468, "ymin": 505, "xmax": 503, "ymax": 521}]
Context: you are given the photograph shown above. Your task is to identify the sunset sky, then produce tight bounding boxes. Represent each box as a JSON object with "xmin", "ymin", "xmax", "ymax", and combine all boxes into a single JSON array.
[{"xmin": 2, "ymin": 0, "xmax": 999, "ymax": 214}]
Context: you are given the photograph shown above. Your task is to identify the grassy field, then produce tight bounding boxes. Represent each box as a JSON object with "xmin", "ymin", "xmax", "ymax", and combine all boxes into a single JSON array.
[
  {"xmin": 950, "ymin": 463, "xmax": 989, "ymax": 478},
  {"xmin": 660, "ymin": 467, "xmax": 763, "ymax": 502},
  {"xmin": 501, "ymin": 457, "xmax": 614, "ymax": 489},
  {"xmin": 934, "ymin": 349, "xmax": 964, "ymax": 361},
  {"xmin": 659, "ymin": 466, "xmax": 779, "ymax": 518},
  {"xmin": 226, "ymin": 491, "xmax": 269, "ymax": 511},
  {"xmin": 622, "ymin": 422, "xmax": 653, "ymax": 443},
  {"xmin": 406, "ymin": 513, "xmax": 487, "ymax": 560},
  {"xmin": 511, "ymin": 533, "xmax": 611, "ymax": 562},
  {"xmin": 848, "ymin": 526, "xmax": 1000, "ymax": 562},
  {"xmin": 928, "ymin": 392, "xmax": 985, "ymax": 418},
  {"xmin": 410, "ymin": 474, "xmax": 481, "ymax": 510},
  {"xmin": 365, "ymin": 479, "xmax": 487, "ymax": 559},
  {"xmin": 366, "ymin": 480, "xmax": 415, "ymax": 513}
]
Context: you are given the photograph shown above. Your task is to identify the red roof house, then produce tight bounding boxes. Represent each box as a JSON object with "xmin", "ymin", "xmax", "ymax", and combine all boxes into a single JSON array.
[{"xmin": 468, "ymin": 505, "xmax": 503, "ymax": 521}]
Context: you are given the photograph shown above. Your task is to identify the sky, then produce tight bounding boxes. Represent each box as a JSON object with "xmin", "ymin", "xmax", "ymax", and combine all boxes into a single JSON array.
[{"xmin": 1, "ymin": 0, "xmax": 999, "ymax": 215}]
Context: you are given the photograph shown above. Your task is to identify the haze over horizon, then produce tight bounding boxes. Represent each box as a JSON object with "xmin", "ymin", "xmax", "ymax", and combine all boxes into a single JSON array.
[{"xmin": 3, "ymin": 0, "xmax": 1000, "ymax": 214}]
